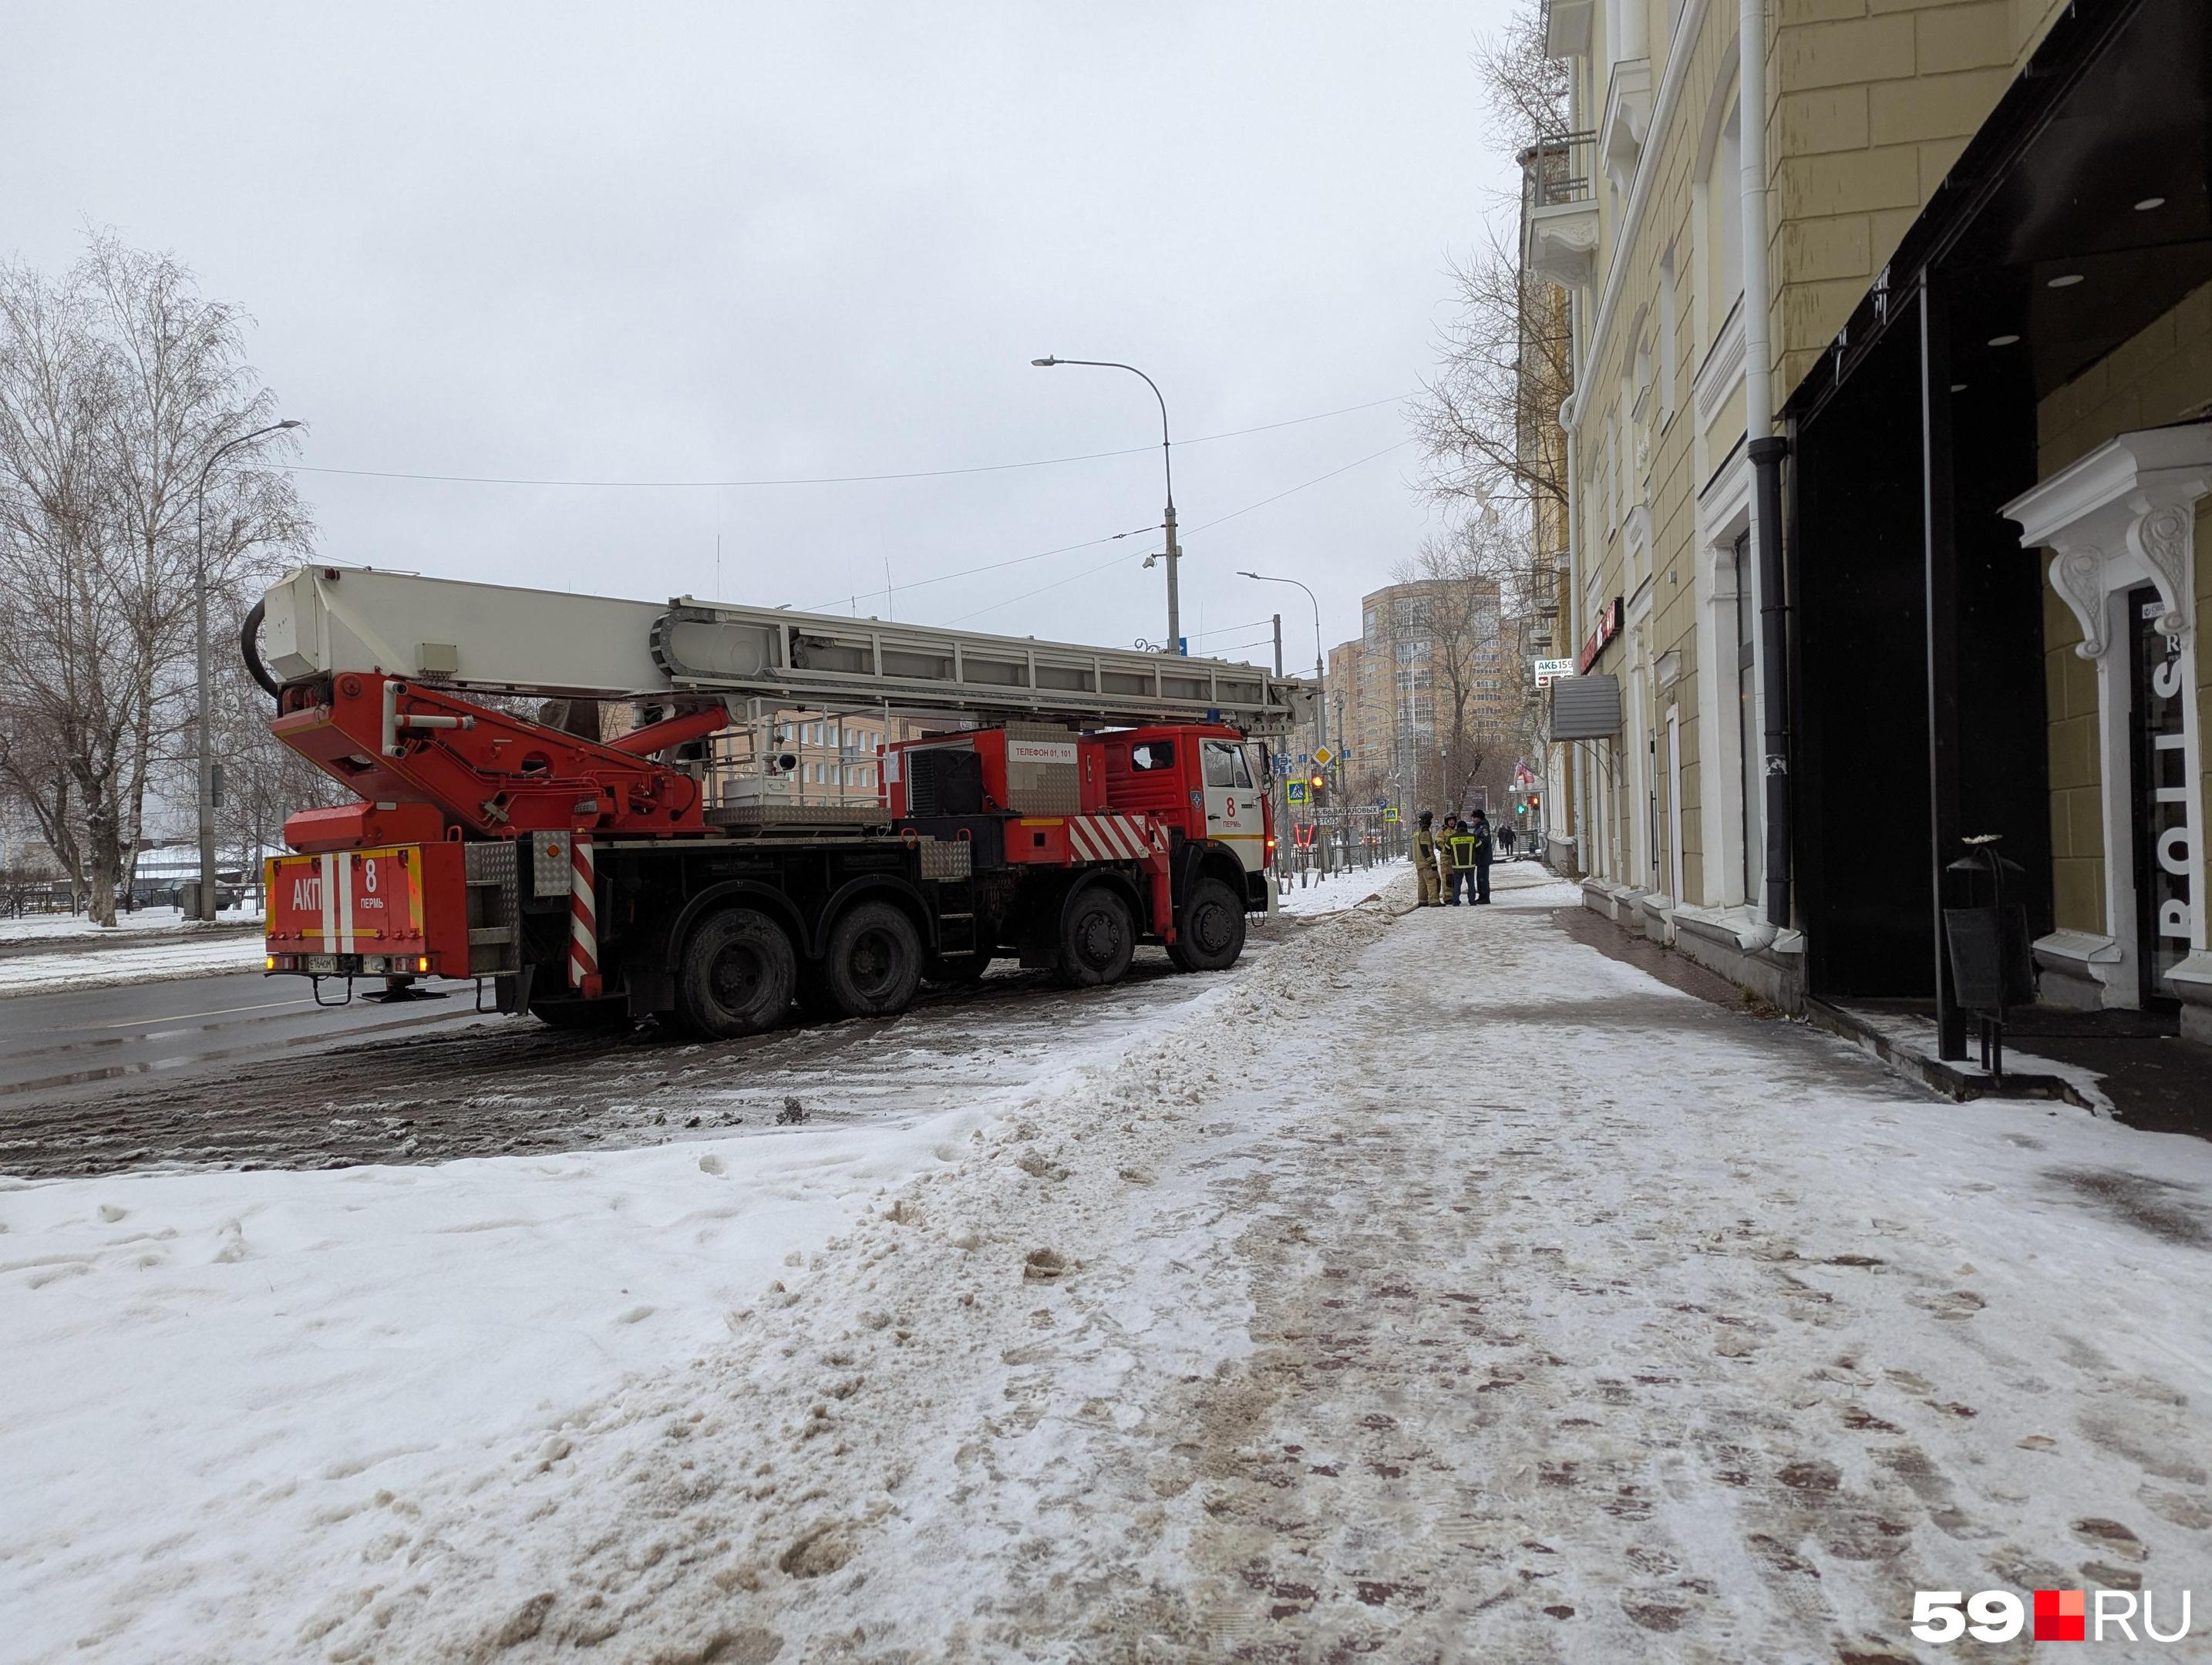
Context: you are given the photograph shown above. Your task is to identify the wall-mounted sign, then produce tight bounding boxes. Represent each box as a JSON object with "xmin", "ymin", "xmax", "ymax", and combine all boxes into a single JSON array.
[
  {"xmin": 1533, "ymin": 656, "xmax": 1576, "ymax": 688},
  {"xmin": 1578, "ymin": 597, "xmax": 1624, "ymax": 674}
]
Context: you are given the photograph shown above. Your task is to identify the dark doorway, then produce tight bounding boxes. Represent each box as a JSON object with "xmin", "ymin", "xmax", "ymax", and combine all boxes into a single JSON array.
[
  {"xmin": 1791, "ymin": 327, "xmax": 1933, "ymax": 996},
  {"xmin": 1788, "ymin": 294, "xmax": 2052, "ymax": 1001}
]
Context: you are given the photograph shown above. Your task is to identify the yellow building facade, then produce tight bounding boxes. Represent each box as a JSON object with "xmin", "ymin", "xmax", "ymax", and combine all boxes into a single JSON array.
[{"xmin": 1537, "ymin": 0, "xmax": 2082, "ymax": 1004}]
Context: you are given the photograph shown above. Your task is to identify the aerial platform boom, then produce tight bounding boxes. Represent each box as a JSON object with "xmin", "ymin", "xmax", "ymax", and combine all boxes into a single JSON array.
[{"xmin": 258, "ymin": 566, "xmax": 1313, "ymax": 734}]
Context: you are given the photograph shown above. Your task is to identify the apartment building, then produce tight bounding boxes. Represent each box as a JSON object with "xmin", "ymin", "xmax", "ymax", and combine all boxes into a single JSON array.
[
  {"xmin": 1327, "ymin": 579, "xmax": 1512, "ymax": 812},
  {"xmin": 1527, "ymin": 0, "xmax": 2193, "ymax": 1030}
]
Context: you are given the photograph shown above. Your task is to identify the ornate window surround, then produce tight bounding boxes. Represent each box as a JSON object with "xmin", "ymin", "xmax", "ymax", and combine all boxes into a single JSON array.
[{"xmin": 2003, "ymin": 424, "xmax": 2210, "ymax": 1014}]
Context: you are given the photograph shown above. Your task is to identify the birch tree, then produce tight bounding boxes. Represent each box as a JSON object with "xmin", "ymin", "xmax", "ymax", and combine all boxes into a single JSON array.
[{"xmin": 0, "ymin": 233, "xmax": 310, "ymax": 924}]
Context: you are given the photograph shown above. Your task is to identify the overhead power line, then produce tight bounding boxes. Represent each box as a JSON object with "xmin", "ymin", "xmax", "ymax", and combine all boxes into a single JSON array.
[
  {"xmin": 1186, "ymin": 440, "xmax": 1412, "ymax": 533},
  {"xmin": 801, "ymin": 523, "xmax": 1160, "ymax": 613},
  {"xmin": 942, "ymin": 549, "xmax": 1140, "ymax": 627},
  {"xmin": 279, "ymin": 392, "xmax": 1416, "ymax": 490},
  {"xmin": 939, "ymin": 440, "xmax": 1409, "ymax": 629}
]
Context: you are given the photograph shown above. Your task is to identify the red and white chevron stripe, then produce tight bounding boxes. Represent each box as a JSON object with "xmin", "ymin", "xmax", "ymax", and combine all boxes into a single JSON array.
[
  {"xmin": 1066, "ymin": 814, "xmax": 1153, "ymax": 863},
  {"xmin": 568, "ymin": 835, "xmax": 601, "ymax": 996}
]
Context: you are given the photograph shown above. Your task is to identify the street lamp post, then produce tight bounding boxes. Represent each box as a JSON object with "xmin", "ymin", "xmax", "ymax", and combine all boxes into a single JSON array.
[
  {"xmin": 1238, "ymin": 570, "xmax": 1325, "ymax": 762},
  {"xmin": 195, "ymin": 419, "xmax": 301, "ymax": 922},
  {"xmin": 1031, "ymin": 357, "xmax": 1181, "ymax": 652}
]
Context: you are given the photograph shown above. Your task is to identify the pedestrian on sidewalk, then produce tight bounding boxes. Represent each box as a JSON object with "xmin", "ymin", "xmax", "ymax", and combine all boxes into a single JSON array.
[
  {"xmin": 1446, "ymin": 817, "xmax": 1477, "ymax": 905},
  {"xmin": 1469, "ymin": 809, "xmax": 1494, "ymax": 903},
  {"xmin": 1411, "ymin": 812, "xmax": 1442, "ymax": 908},
  {"xmin": 1497, "ymin": 822, "xmax": 1517, "ymax": 860}
]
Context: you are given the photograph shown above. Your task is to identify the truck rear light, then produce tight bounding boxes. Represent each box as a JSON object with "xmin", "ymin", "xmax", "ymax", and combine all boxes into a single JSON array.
[
  {"xmin": 416, "ymin": 956, "xmax": 431, "ymax": 974},
  {"xmin": 264, "ymin": 955, "xmax": 277, "ymax": 971}
]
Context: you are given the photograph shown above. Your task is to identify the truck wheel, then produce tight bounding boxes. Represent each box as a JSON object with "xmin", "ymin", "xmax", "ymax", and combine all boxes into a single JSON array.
[
  {"xmin": 676, "ymin": 907, "xmax": 796, "ymax": 1038},
  {"xmin": 1057, "ymin": 886, "xmax": 1133, "ymax": 987},
  {"xmin": 1167, "ymin": 877, "xmax": 1246, "ymax": 973},
  {"xmin": 823, "ymin": 900, "xmax": 921, "ymax": 1018}
]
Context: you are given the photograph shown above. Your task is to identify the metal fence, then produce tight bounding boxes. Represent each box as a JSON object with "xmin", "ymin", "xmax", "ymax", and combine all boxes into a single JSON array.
[{"xmin": 1275, "ymin": 809, "xmax": 1409, "ymax": 894}]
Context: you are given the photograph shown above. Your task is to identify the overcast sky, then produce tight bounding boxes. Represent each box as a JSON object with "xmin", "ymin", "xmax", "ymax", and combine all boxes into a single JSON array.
[{"xmin": 5, "ymin": 2, "xmax": 1517, "ymax": 669}]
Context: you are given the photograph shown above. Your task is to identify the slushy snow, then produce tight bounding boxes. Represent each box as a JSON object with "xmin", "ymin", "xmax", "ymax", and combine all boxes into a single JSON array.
[{"xmin": 6, "ymin": 863, "xmax": 2212, "ymax": 1662}]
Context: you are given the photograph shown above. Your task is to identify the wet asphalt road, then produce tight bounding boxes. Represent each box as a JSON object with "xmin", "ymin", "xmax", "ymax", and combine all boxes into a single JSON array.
[
  {"xmin": 0, "ymin": 970, "xmax": 497, "ymax": 1102},
  {"xmin": 0, "ymin": 930, "xmax": 1292, "ymax": 1181}
]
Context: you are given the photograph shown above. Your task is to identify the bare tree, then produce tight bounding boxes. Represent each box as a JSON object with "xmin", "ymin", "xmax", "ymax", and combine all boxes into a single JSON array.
[
  {"xmin": 202, "ymin": 647, "xmax": 347, "ymax": 906},
  {"xmin": 1409, "ymin": 230, "xmax": 1574, "ymax": 519},
  {"xmin": 1390, "ymin": 502, "xmax": 1551, "ymax": 822},
  {"xmin": 1409, "ymin": 0, "xmax": 1574, "ymax": 518},
  {"xmin": 1472, "ymin": 2, "xmax": 1571, "ymax": 150},
  {"xmin": 0, "ymin": 233, "xmax": 310, "ymax": 925}
]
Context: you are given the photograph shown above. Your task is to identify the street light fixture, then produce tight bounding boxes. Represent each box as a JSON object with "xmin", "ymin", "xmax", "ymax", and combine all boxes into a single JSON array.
[
  {"xmin": 1031, "ymin": 356, "xmax": 1182, "ymax": 652},
  {"xmin": 194, "ymin": 418, "xmax": 302, "ymax": 922},
  {"xmin": 1238, "ymin": 568, "xmax": 1327, "ymax": 766}
]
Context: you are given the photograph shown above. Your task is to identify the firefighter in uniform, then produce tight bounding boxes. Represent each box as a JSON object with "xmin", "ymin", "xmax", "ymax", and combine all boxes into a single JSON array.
[
  {"xmin": 1411, "ymin": 812, "xmax": 1442, "ymax": 906},
  {"xmin": 1446, "ymin": 819, "xmax": 1478, "ymax": 904}
]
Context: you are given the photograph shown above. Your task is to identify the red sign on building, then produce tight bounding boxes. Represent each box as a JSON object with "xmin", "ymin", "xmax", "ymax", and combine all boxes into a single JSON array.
[{"xmin": 1579, "ymin": 597, "xmax": 1623, "ymax": 674}]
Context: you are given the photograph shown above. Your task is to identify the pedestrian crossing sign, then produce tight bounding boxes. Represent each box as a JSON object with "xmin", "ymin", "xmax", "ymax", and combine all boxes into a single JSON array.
[
  {"xmin": 1287, "ymin": 780, "xmax": 1308, "ymax": 805},
  {"xmin": 1382, "ymin": 806, "xmax": 1399, "ymax": 822}
]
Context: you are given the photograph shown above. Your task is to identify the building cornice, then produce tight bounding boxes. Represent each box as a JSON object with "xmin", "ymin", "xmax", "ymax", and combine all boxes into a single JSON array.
[
  {"xmin": 2002, "ymin": 423, "xmax": 2212, "ymax": 654},
  {"xmin": 1561, "ymin": 0, "xmax": 1718, "ymax": 434}
]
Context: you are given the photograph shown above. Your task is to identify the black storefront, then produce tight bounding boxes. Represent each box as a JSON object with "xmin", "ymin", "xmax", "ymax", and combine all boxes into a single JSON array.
[{"xmin": 1775, "ymin": 0, "xmax": 2212, "ymax": 1060}]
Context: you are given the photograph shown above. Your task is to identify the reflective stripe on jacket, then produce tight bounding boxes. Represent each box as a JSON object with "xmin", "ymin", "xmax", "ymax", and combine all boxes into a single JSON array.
[{"xmin": 1448, "ymin": 832, "xmax": 1476, "ymax": 870}]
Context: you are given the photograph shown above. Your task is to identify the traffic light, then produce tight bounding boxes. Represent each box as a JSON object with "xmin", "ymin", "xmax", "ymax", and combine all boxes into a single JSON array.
[{"xmin": 1308, "ymin": 773, "xmax": 1326, "ymax": 806}]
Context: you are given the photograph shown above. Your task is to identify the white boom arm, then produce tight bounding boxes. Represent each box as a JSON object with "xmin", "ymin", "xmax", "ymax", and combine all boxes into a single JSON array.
[{"xmin": 258, "ymin": 566, "xmax": 1315, "ymax": 734}]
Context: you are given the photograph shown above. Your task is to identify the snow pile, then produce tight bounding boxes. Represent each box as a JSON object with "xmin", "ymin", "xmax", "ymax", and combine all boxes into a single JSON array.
[
  {"xmin": 0, "ymin": 930, "xmax": 268, "ymax": 1000},
  {"xmin": 0, "ymin": 906, "xmax": 263, "ymax": 945},
  {"xmin": 0, "ymin": 1102, "xmax": 1007, "ymax": 1660},
  {"xmin": 0, "ymin": 917, "xmax": 1330, "ymax": 1661}
]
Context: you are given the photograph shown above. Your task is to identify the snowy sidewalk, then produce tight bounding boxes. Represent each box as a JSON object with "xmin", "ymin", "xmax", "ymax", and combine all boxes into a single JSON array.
[
  {"xmin": 10, "ymin": 862, "xmax": 2212, "ymax": 1661},
  {"xmin": 0, "ymin": 928, "xmax": 268, "ymax": 999}
]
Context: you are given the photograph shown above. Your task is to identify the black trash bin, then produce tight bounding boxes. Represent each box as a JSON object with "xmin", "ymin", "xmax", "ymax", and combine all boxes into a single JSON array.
[{"xmin": 1941, "ymin": 835, "xmax": 2035, "ymax": 1080}]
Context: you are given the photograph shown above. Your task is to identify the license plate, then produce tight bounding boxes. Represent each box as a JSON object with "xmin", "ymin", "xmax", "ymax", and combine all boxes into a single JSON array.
[{"xmin": 305, "ymin": 954, "xmax": 338, "ymax": 975}]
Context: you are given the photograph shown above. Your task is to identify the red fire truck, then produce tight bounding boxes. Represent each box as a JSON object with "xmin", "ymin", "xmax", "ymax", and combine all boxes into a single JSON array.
[{"xmin": 250, "ymin": 567, "xmax": 1305, "ymax": 1036}]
